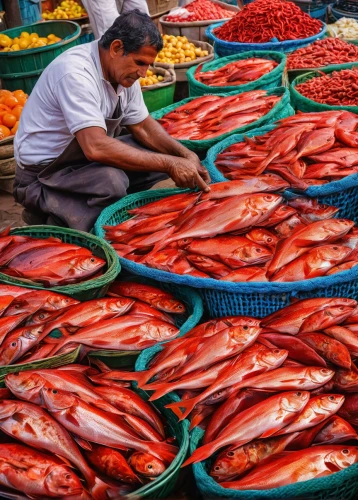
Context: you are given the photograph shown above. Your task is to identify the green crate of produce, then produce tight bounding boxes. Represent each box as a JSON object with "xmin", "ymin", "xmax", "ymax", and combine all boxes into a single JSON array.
[
  {"xmin": 0, "ymin": 226, "xmax": 120, "ymax": 301},
  {"xmin": 0, "ymin": 20, "xmax": 81, "ymax": 75},
  {"xmin": 143, "ymin": 83, "xmax": 176, "ymax": 113}
]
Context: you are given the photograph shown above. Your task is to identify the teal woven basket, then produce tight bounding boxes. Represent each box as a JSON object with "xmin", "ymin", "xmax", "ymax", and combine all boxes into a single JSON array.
[
  {"xmin": 0, "ymin": 226, "xmax": 120, "ymax": 301},
  {"xmin": 151, "ymin": 87, "xmax": 293, "ymax": 151},
  {"xmin": 190, "ymin": 427, "xmax": 358, "ymax": 500},
  {"xmin": 129, "ymin": 346, "xmax": 190, "ymax": 498},
  {"xmin": 94, "ymin": 188, "xmax": 358, "ymax": 318},
  {"xmin": 187, "ymin": 51, "xmax": 287, "ymax": 98}
]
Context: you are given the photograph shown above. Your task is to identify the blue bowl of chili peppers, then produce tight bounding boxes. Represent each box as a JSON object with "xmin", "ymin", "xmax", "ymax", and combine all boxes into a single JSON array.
[{"xmin": 206, "ymin": 21, "xmax": 327, "ymax": 57}]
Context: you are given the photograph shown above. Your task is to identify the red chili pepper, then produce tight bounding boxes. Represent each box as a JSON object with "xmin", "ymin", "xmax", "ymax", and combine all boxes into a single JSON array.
[
  {"xmin": 295, "ymin": 68, "xmax": 358, "ymax": 106},
  {"xmin": 165, "ymin": 0, "xmax": 234, "ymax": 23},
  {"xmin": 287, "ymin": 38, "xmax": 358, "ymax": 70},
  {"xmin": 214, "ymin": 0, "xmax": 322, "ymax": 44}
]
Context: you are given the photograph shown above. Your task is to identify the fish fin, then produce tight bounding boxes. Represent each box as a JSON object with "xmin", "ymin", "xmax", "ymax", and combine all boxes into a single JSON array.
[
  {"xmin": 260, "ymin": 427, "xmax": 284, "ymax": 439},
  {"xmin": 24, "ymin": 422, "xmax": 37, "ymax": 437},
  {"xmin": 89, "ymin": 359, "xmax": 111, "ymax": 373},
  {"xmin": 92, "ymin": 399, "xmax": 122, "ymax": 415},
  {"xmin": 181, "ymin": 442, "xmax": 214, "ymax": 467},
  {"xmin": 148, "ymin": 385, "xmax": 171, "ymax": 401},
  {"xmin": 73, "ymin": 435, "xmax": 93, "ymax": 450},
  {"xmin": 89, "ymin": 477, "xmax": 116, "ymax": 500},
  {"xmin": 144, "ymin": 441, "xmax": 178, "ymax": 465},
  {"xmin": 55, "ymin": 455, "xmax": 75, "ymax": 468},
  {"xmin": 136, "ymin": 370, "xmax": 154, "ymax": 388},
  {"xmin": 66, "ymin": 413, "xmax": 81, "ymax": 428}
]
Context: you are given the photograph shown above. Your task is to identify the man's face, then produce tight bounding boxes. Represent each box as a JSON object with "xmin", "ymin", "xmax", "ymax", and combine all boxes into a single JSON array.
[{"xmin": 108, "ymin": 41, "xmax": 158, "ymax": 87}]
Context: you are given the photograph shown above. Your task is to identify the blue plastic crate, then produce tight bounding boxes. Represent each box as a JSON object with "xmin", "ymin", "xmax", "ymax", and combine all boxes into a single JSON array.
[{"xmin": 19, "ymin": 0, "xmax": 41, "ymax": 26}]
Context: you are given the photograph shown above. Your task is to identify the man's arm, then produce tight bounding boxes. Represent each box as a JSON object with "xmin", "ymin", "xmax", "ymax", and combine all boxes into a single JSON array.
[
  {"xmin": 75, "ymin": 126, "xmax": 210, "ymax": 191},
  {"xmin": 127, "ymin": 115, "xmax": 211, "ymax": 183}
]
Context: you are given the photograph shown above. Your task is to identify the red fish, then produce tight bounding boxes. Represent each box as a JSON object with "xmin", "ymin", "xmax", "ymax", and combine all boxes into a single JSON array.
[
  {"xmin": 338, "ymin": 394, "xmax": 358, "ymax": 426},
  {"xmin": 314, "ymin": 415, "xmax": 358, "ymax": 445},
  {"xmin": 220, "ymin": 446, "xmax": 358, "ymax": 490},
  {"xmin": 324, "ymin": 325, "xmax": 358, "ymax": 357},
  {"xmin": 219, "ymin": 266, "xmax": 268, "ymax": 282},
  {"xmin": 333, "ymin": 367, "xmax": 358, "ymax": 392},
  {"xmin": 128, "ymin": 452, "xmax": 166, "ymax": 478},
  {"xmin": 261, "ymin": 333, "xmax": 326, "ymax": 366},
  {"xmin": 85, "ymin": 444, "xmax": 141, "ymax": 484},
  {"xmin": 298, "ymin": 332, "xmax": 351, "ymax": 369},
  {"xmin": 182, "ymin": 391, "xmax": 310, "ymax": 466}
]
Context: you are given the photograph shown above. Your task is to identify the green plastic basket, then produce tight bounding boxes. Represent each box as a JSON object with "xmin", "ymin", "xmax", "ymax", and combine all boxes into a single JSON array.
[
  {"xmin": 0, "ymin": 226, "xmax": 120, "ymax": 301},
  {"xmin": 190, "ymin": 427, "xmax": 358, "ymax": 500},
  {"xmin": 187, "ymin": 51, "xmax": 287, "ymax": 98},
  {"xmin": 131, "ymin": 346, "xmax": 190, "ymax": 498},
  {"xmin": 0, "ymin": 21, "xmax": 81, "ymax": 75},
  {"xmin": 290, "ymin": 63, "xmax": 358, "ymax": 112},
  {"xmin": 0, "ymin": 346, "xmax": 80, "ymax": 385},
  {"xmin": 151, "ymin": 87, "xmax": 293, "ymax": 151},
  {"xmin": 143, "ymin": 83, "xmax": 176, "ymax": 113},
  {"xmin": 0, "ymin": 68, "xmax": 43, "ymax": 94}
]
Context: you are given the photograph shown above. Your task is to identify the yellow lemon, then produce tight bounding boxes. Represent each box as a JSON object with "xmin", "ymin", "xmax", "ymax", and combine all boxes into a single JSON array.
[
  {"xmin": 20, "ymin": 31, "xmax": 30, "ymax": 39},
  {"xmin": 19, "ymin": 39, "xmax": 30, "ymax": 49}
]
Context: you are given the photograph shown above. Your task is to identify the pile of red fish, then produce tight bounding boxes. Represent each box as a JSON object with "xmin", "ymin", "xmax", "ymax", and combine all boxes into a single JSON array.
[
  {"xmin": 0, "ymin": 364, "xmax": 177, "ymax": 498},
  {"xmin": 105, "ymin": 181, "xmax": 358, "ymax": 282},
  {"xmin": 295, "ymin": 68, "xmax": 358, "ymax": 106},
  {"xmin": 109, "ymin": 297, "xmax": 358, "ymax": 489},
  {"xmin": 0, "ymin": 282, "xmax": 183, "ymax": 366},
  {"xmin": 157, "ymin": 90, "xmax": 281, "ymax": 140},
  {"xmin": 0, "ymin": 229, "xmax": 106, "ymax": 287},
  {"xmin": 213, "ymin": 0, "xmax": 323, "ymax": 43},
  {"xmin": 215, "ymin": 111, "xmax": 358, "ymax": 187},
  {"xmin": 194, "ymin": 58, "xmax": 278, "ymax": 87},
  {"xmin": 165, "ymin": 0, "xmax": 235, "ymax": 22},
  {"xmin": 287, "ymin": 38, "xmax": 358, "ymax": 70}
]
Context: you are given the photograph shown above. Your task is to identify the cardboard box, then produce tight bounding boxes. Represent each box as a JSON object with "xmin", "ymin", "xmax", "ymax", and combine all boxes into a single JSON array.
[{"xmin": 147, "ymin": 0, "xmax": 179, "ymax": 17}]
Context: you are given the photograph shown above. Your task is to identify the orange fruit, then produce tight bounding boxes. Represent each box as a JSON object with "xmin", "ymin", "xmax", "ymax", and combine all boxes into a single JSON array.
[
  {"xmin": 3, "ymin": 95, "xmax": 19, "ymax": 109},
  {"xmin": 2, "ymin": 113, "xmax": 16, "ymax": 129},
  {"xmin": 12, "ymin": 90, "xmax": 26, "ymax": 100},
  {"xmin": 12, "ymin": 105, "xmax": 23, "ymax": 121},
  {"xmin": 0, "ymin": 124, "xmax": 11, "ymax": 139},
  {"xmin": 16, "ymin": 95, "xmax": 27, "ymax": 106},
  {"xmin": 0, "ymin": 89, "xmax": 11, "ymax": 97},
  {"xmin": 0, "ymin": 104, "xmax": 11, "ymax": 119},
  {"xmin": 11, "ymin": 121, "xmax": 19, "ymax": 135}
]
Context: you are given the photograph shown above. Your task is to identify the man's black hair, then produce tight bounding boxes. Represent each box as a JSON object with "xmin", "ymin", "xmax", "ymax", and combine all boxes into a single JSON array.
[{"xmin": 99, "ymin": 9, "xmax": 163, "ymax": 54}]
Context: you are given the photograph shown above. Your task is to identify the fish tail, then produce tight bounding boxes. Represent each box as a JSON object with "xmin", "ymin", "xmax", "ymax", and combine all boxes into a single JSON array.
[
  {"xmin": 89, "ymin": 477, "xmax": 114, "ymax": 500},
  {"xmin": 144, "ymin": 441, "xmax": 178, "ymax": 465},
  {"xmin": 181, "ymin": 442, "xmax": 215, "ymax": 467},
  {"xmin": 146, "ymin": 383, "xmax": 172, "ymax": 401},
  {"xmin": 136, "ymin": 369, "xmax": 156, "ymax": 388},
  {"xmin": 165, "ymin": 397, "xmax": 200, "ymax": 421}
]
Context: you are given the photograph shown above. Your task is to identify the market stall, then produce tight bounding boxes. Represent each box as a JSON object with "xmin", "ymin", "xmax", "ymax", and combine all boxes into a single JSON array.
[{"xmin": 1, "ymin": 0, "xmax": 358, "ymax": 498}]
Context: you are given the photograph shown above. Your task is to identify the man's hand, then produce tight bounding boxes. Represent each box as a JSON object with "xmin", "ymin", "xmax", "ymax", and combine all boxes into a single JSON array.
[
  {"xmin": 167, "ymin": 157, "xmax": 211, "ymax": 192},
  {"xmin": 185, "ymin": 152, "xmax": 211, "ymax": 185}
]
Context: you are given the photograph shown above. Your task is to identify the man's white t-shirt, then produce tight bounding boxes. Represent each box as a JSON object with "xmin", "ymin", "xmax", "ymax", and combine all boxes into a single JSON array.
[{"xmin": 14, "ymin": 40, "xmax": 148, "ymax": 168}]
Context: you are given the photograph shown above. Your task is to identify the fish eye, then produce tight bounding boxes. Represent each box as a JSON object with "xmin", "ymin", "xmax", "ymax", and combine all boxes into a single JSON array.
[
  {"xmin": 90, "ymin": 258, "xmax": 95, "ymax": 263},
  {"xmin": 256, "ymin": 248, "xmax": 262, "ymax": 253},
  {"xmin": 227, "ymin": 451, "xmax": 235, "ymax": 457},
  {"xmin": 328, "ymin": 395, "xmax": 335, "ymax": 401},
  {"xmin": 333, "ymin": 246, "xmax": 338, "ymax": 250},
  {"xmin": 214, "ymin": 466, "xmax": 220, "ymax": 471},
  {"xmin": 273, "ymin": 349, "xmax": 280, "ymax": 354},
  {"xmin": 243, "ymin": 325, "xmax": 249, "ymax": 330},
  {"xmin": 15, "ymin": 304, "xmax": 20, "ymax": 309},
  {"xmin": 148, "ymin": 465, "xmax": 153, "ymax": 469},
  {"xmin": 52, "ymin": 389, "xmax": 58, "ymax": 394},
  {"xmin": 39, "ymin": 314, "xmax": 45, "ymax": 319},
  {"xmin": 11, "ymin": 342, "xmax": 17, "ymax": 347},
  {"xmin": 296, "ymin": 392, "xmax": 302, "ymax": 396},
  {"xmin": 267, "ymin": 238, "xmax": 272, "ymax": 242},
  {"xmin": 343, "ymin": 449, "xmax": 349, "ymax": 454},
  {"xmin": 65, "ymin": 474, "xmax": 71, "ymax": 480}
]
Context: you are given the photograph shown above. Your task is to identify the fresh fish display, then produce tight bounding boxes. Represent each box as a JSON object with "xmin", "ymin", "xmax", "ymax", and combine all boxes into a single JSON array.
[
  {"xmin": 214, "ymin": 111, "xmax": 358, "ymax": 187},
  {"xmin": 0, "ymin": 281, "xmax": 182, "ymax": 365},
  {"xmin": 1, "ymin": 365, "xmax": 178, "ymax": 498},
  {"xmin": 157, "ymin": 91, "xmax": 282, "ymax": 141},
  {"xmin": 104, "ymin": 184, "xmax": 358, "ymax": 282},
  {"xmin": 0, "ymin": 228, "xmax": 106, "ymax": 286}
]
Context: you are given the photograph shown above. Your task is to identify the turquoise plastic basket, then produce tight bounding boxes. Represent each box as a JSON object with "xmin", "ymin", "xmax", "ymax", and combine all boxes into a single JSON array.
[
  {"xmin": 190, "ymin": 427, "xmax": 358, "ymax": 500},
  {"xmin": 129, "ymin": 346, "xmax": 190, "ymax": 498},
  {"xmin": 94, "ymin": 188, "xmax": 358, "ymax": 318},
  {"xmin": 203, "ymin": 123, "xmax": 358, "ymax": 224},
  {"xmin": 206, "ymin": 22, "xmax": 327, "ymax": 57},
  {"xmin": 19, "ymin": 0, "xmax": 41, "ymax": 25}
]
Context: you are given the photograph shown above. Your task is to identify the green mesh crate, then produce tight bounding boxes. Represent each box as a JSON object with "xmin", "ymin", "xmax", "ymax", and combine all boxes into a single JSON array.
[
  {"xmin": 143, "ymin": 83, "xmax": 176, "ymax": 113},
  {"xmin": 0, "ymin": 226, "xmax": 120, "ymax": 301},
  {"xmin": 0, "ymin": 20, "xmax": 81, "ymax": 75}
]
